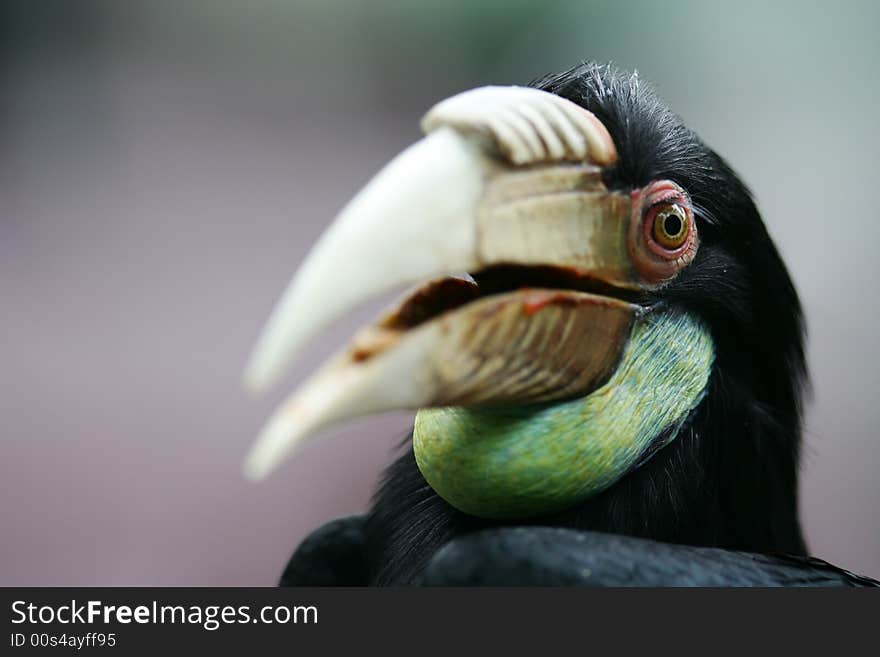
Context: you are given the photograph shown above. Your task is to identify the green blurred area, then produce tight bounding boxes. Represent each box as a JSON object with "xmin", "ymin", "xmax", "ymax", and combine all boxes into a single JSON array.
[{"xmin": 7, "ymin": 1, "xmax": 878, "ymax": 132}]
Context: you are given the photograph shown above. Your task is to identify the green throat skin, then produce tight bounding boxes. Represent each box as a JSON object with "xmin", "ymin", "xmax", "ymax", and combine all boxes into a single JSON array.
[{"xmin": 413, "ymin": 308, "xmax": 715, "ymax": 519}]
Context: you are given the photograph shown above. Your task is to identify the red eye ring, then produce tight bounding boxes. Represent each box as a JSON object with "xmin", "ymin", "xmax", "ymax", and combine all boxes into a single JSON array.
[{"xmin": 629, "ymin": 180, "xmax": 698, "ymax": 285}]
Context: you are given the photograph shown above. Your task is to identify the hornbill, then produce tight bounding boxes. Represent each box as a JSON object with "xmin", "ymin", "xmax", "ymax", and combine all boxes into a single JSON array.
[{"xmin": 243, "ymin": 64, "xmax": 877, "ymax": 587}]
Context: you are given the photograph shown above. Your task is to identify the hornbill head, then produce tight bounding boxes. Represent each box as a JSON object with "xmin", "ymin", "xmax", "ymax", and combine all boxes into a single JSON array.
[{"xmin": 243, "ymin": 64, "xmax": 806, "ymax": 537}]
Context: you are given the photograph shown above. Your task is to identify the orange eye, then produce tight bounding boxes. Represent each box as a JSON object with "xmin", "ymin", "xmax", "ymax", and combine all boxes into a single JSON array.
[{"xmin": 651, "ymin": 204, "xmax": 689, "ymax": 250}]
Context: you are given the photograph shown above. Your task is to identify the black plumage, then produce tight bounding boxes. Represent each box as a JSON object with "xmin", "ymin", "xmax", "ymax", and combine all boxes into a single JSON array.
[
  {"xmin": 281, "ymin": 517, "xmax": 876, "ymax": 587},
  {"xmin": 280, "ymin": 64, "xmax": 875, "ymax": 587}
]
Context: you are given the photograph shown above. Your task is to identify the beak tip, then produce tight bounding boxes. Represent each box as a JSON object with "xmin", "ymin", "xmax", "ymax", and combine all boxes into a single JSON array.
[
  {"xmin": 242, "ymin": 347, "xmax": 283, "ymax": 396},
  {"xmin": 242, "ymin": 435, "xmax": 280, "ymax": 482},
  {"xmin": 242, "ymin": 369, "xmax": 268, "ymax": 396},
  {"xmin": 242, "ymin": 456, "xmax": 270, "ymax": 482},
  {"xmin": 242, "ymin": 406, "xmax": 308, "ymax": 483}
]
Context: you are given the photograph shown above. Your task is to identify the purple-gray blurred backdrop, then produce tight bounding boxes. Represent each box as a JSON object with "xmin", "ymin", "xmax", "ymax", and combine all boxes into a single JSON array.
[{"xmin": 2, "ymin": 1, "xmax": 878, "ymax": 584}]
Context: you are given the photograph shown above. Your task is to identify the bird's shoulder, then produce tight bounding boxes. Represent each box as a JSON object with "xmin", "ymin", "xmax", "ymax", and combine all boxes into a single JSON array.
[{"xmin": 280, "ymin": 515, "xmax": 368, "ymax": 586}]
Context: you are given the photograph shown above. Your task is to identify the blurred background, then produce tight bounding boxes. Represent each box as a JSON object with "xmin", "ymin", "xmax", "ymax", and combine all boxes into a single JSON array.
[{"xmin": 2, "ymin": 0, "xmax": 878, "ymax": 585}]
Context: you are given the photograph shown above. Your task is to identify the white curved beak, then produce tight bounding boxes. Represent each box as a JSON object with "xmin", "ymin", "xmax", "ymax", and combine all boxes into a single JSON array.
[{"xmin": 243, "ymin": 85, "xmax": 638, "ymax": 480}]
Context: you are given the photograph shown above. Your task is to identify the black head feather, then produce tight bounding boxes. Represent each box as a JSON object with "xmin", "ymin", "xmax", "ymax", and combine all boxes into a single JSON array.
[{"xmin": 364, "ymin": 63, "xmax": 808, "ymax": 585}]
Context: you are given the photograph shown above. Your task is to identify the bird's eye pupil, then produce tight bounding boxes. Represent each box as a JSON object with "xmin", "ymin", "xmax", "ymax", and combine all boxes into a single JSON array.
[
  {"xmin": 650, "ymin": 204, "xmax": 689, "ymax": 251},
  {"xmin": 663, "ymin": 214, "xmax": 683, "ymax": 237}
]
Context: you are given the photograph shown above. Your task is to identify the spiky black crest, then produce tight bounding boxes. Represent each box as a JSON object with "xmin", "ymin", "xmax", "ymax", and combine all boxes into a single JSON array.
[{"xmin": 364, "ymin": 64, "xmax": 808, "ymax": 585}]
